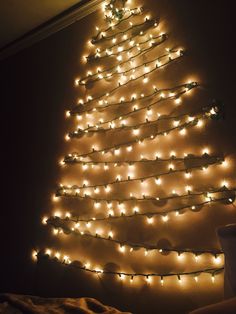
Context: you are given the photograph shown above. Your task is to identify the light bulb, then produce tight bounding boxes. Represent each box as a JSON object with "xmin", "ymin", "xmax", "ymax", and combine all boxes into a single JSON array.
[
  {"xmin": 147, "ymin": 217, "xmax": 154, "ymax": 224},
  {"xmin": 155, "ymin": 178, "xmax": 162, "ymax": 185},
  {"xmin": 119, "ymin": 245, "xmax": 126, "ymax": 253},
  {"xmin": 133, "ymin": 129, "xmax": 140, "ymax": 135}
]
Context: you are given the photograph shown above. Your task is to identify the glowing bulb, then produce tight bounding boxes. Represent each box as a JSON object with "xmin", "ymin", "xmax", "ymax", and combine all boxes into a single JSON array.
[
  {"xmin": 222, "ymin": 180, "xmax": 229, "ymax": 188},
  {"xmin": 221, "ymin": 160, "xmax": 228, "ymax": 168},
  {"xmin": 197, "ymin": 119, "xmax": 204, "ymax": 128},
  {"xmin": 173, "ymin": 120, "xmax": 180, "ymax": 127},
  {"xmin": 160, "ymin": 277, "xmax": 164, "ymax": 286},
  {"xmin": 65, "ymin": 134, "xmax": 70, "ymax": 141},
  {"xmin": 133, "ymin": 129, "xmax": 140, "ymax": 136},
  {"xmin": 108, "ymin": 209, "xmax": 114, "ymax": 216},
  {"xmin": 214, "ymin": 255, "xmax": 221, "ymax": 265},
  {"xmin": 127, "ymin": 146, "xmax": 133, "ymax": 152},
  {"xmin": 105, "ymin": 185, "xmax": 111, "ymax": 193},
  {"xmin": 82, "ymin": 164, "xmax": 88, "ymax": 170},
  {"xmin": 211, "ymin": 274, "xmax": 215, "ymax": 283},
  {"xmin": 185, "ymin": 172, "xmax": 192, "ymax": 179},
  {"xmin": 54, "ymin": 211, "xmax": 62, "ymax": 218},
  {"xmin": 108, "ymin": 231, "xmax": 113, "ymax": 238},
  {"xmin": 143, "ymin": 77, "xmax": 149, "ymax": 84},
  {"xmin": 175, "ymin": 98, "xmax": 181, "ymax": 104},
  {"xmin": 202, "ymin": 148, "xmax": 210, "ymax": 155},
  {"xmin": 133, "ymin": 206, "xmax": 139, "ymax": 213},
  {"xmin": 162, "ymin": 215, "xmax": 169, "ymax": 222},
  {"xmin": 147, "ymin": 217, "xmax": 154, "ymax": 224},
  {"xmin": 146, "ymin": 276, "xmax": 152, "ymax": 283},
  {"xmin": 115, "ymin": 148, "xmax": 120, "ymax": 155},
  {"xmin": 55, "ymin": 252, "xmax": 60, "ymax": 259},
  {"xmin": 42, "ymin": 216, "xmax": 48, "ymax": 225},
  {"xmin": 94, "ymin": 202, "xmax": 101, "ymax": 209},
  {"xmin": 185, "ymin": 185, "xmax": 192, "ymax": 193},
  {"xmin": 83, "ymin": 180, "xmax": 88, "ymax": 187},
  {"xmin": 179, "ymin": 128, "xmax": 186, "ymax": 136},
  {"xmin": 155, "ymin": 178, "xmax": 162, "ymax": 185},
  {"xmin": 46, "ymin": 249, "xmax": 52, "ymax": 256},
  {"xmin": 119, "ymin": 245, "xmax": 126, "ymax": 253},
  {"xmin": 178, "ymin": 275, "xmax": 182, "ymax": 284}
]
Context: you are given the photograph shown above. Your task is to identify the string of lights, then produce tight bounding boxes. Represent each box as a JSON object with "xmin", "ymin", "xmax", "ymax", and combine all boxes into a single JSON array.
[
  {"xmin": 68, "ymin": 105, "xmax": 217, "ymax": 138},
  {"xmin": 62, "ymin": 153, "xmax": 223, "ymax": 166},
  {"xmin": 74, "ymin": 49, "xmax": 183, "ymax": 110},
  {"xmin": 78, "ymin": 48, "xmax": 182, "ymax": 86},
  {"xmin": 45, "ymin": 219, "xmax": 224, "ymax": 259},
  {"xmin": 55, "ymin": 186, "xmax": 235, "ymax": 205},
  {"xmin": 90, "ymin": 17, "xmax": 158, "ymax": 62},
  {"xmin": 91, "ymin": 17, "xmax": 157, "ymax": 44},
  {"xmin": 33, "ymin": 250, "xmax": 224, "ymax": 284},
  {"xmin": 69, "ymin": 82, "xmax": 198, "ymax": 116},
  {"xmin": 87, "ymin": 30, "xmax": 165, "ymax": 62},
  {"xmin": 47, "ymin": 196, "xmax": 232, "ymax": 225},
  {"xmin": 57, "ymin": 158, "xmax": 223, "ymax": 191},
  {"xmin": 36, "ymin": 0, "xmax": 234, "ymax": 290},
  {"xmin": 65, "ymin": 113, "xmax": 214, "ymax": 157},
  {"xmin": 69, "ymin": 90, "xmax": 193, "ymax": 132}
]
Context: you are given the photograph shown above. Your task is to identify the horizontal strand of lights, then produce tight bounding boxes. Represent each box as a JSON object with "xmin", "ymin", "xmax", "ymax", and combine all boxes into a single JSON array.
[
  {"xmin": 79, "ymin": 48, "xmax": 183, "ymax": 87},
  {"xmin": 86, "ymin": 34, "xmax": 166, "ymax": 74},
  {"xmin": 45, "ymin": 220, "xmax": 224, "ymax": 257},
  {"xmin": 94, "ymin": 7, "xmax": 143, "ymax": 43},
  {"xmin": 69, "ymin": 105, "xmax": 216, "ymax": 138},
  {"xmin": 47, "ymin": 218, "xmax": 223, "ymax": 263},
  {"xmin": 58, "ymin": 159, "xmax": 223, "ymax": 191},
  {"xmin": 34, "ymin": 251, "xmax": 223, "ymax": 283},
  {"xmin": 65, "ymin": 114, "xmax": 210, "ymax": 157},
  {"xmin": 69, "ymin": 82, "xmax": 198, "ymax": 116},
  {"xmin": 63, "ymin": 153, "xmax": 223, "ymax": 166},
  {"xmin": 55, "ymin": 186, "xmax": 236, "ymax": 204},
  {"xmin": 87, "ymin": 31, "xmax": 166, "ymax": 62},
  {"xmin": 48, "ymin": 196, "xmax": 231, "ymax": 224},
  {"xmin": 70, "ymin": 89, "xmax": 197, "ymax": 134},
  {"xmin": 75, "ymin": 50, "xmax": 183, "ymax": 109},
  {"xmin": 91, "ymin": 17, "xmax": 157, "ymax": 44},
  {"xmin": 91, "ymin": 17, "xmax": 158, "ymax": 61}
]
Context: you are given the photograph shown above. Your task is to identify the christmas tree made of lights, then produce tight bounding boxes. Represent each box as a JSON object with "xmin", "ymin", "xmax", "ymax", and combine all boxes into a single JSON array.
[{"xmin": 36, "ymin": 0, "xmax": 236, "ymax": 288}]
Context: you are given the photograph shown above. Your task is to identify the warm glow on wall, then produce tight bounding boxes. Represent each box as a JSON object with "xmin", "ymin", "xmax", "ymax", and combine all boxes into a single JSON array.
[{"xmin": 34, "ymin": 0, "xmax": 236, "ymax": 288}]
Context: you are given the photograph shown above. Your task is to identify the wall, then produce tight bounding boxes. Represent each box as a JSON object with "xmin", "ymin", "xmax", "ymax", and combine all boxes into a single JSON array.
[{"xmin": 1, "ymin": 1, "xmax": 236, "ymax": 313}]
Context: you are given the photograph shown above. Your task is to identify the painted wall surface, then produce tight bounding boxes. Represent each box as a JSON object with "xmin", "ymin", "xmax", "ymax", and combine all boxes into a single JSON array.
[{"xmin": 1, "ymin": 1, "xmax": 236, "ymax": 314}]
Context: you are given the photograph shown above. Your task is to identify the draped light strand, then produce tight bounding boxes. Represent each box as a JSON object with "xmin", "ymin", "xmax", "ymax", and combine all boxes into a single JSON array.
[
  {"xmin": 69, "ymin": 82, "xmax": 198, "ymax": 117},
  {"xmin": 47, "ymin": 196, "xmax": 233, "ymax": 226},
  {"xmin": 77, "ymin": 48, "xmax": 183, "ymax": 86},
  {"xmin": 44, "ymin": 220, "xmax": 225, "ymax": 264},
  {"xmin": 54, "ymin": 186, "xmax": 235, "ymax": 205},
  {"xmin": 68, "ymin": 104, "xmax": 218, "ymax": 138},
  {"xmin": 91, "ymin": 17, "xmax": 157, "ymax": 44},
  {"xmin": 87, "ymin": 31, "xmax": 166, "ymax": 62},
  {"xmin": 33, "ymin": 251, "xmax": 223, "ymax": 284},
  {"xmin": 57, "ymin": 159, "xmax": 224, "ymax": 191}
]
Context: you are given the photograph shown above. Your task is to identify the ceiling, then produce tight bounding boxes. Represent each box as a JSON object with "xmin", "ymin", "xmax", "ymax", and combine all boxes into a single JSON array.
[{"xmin": 0, "ymin": 0, "xmax": 82, "ymax": 49}]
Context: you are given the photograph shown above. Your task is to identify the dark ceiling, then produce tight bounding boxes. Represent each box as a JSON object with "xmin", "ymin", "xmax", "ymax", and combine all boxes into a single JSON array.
[{"xmin": 0, "ymin": 0, "xmax": 82, "ymax": 49}]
